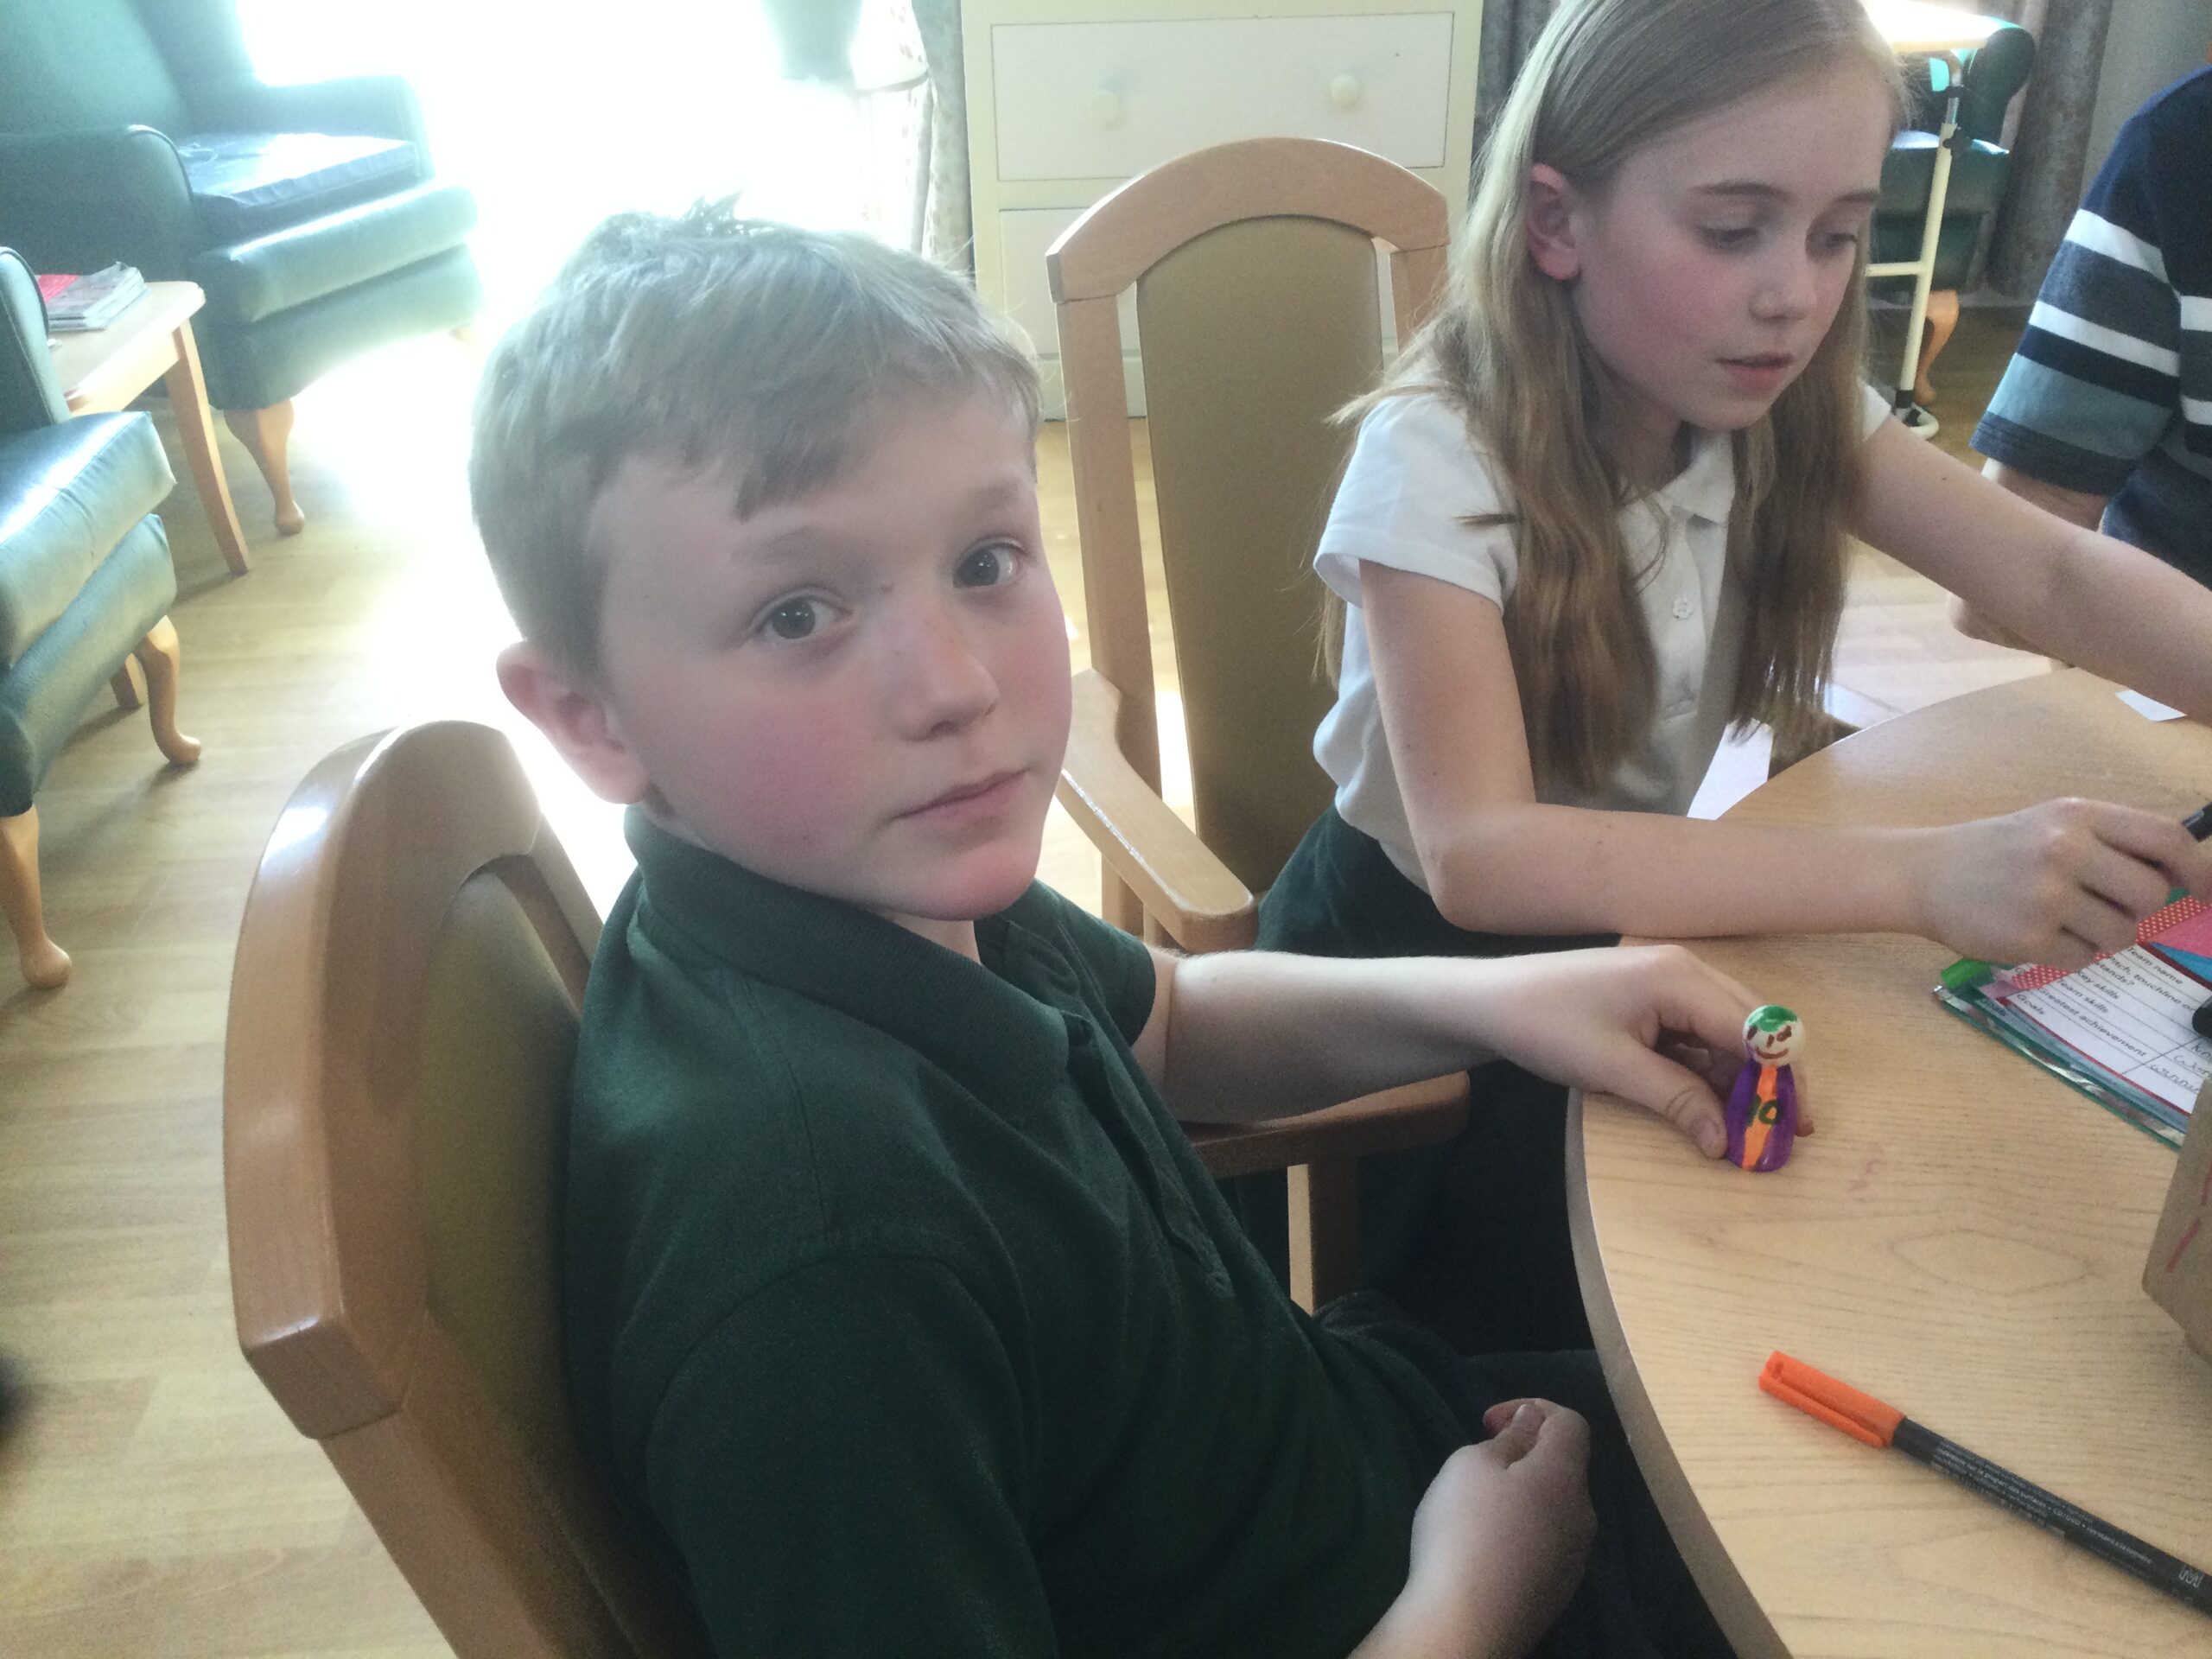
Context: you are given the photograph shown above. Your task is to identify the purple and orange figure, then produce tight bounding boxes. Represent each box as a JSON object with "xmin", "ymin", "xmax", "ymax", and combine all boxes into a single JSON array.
[{"xmin": 1726, "ymin": 1004, "xmax": 1803, "ymax": 1173}]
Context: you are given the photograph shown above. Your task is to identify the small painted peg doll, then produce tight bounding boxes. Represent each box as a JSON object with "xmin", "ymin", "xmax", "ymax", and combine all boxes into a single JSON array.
[{"xmin": 1726, "ymin": 1004, "xmax": 1803, "ymax": 1173}]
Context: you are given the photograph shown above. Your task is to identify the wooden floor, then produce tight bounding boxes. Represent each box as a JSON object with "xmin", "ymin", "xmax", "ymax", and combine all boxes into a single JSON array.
[{"xmin": 0, "ymin": 307, "xmax": 2046, "ymax": 1655}]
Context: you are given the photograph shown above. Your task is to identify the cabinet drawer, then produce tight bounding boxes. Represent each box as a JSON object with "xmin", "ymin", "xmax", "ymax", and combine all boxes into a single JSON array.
[{"xmin": 989, "ymin": 13, "xmax": 1456, "ymax": 181}]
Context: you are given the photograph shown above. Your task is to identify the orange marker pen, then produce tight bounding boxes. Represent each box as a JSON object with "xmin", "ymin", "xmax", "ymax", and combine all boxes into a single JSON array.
[{"xmin": 1760, "ymin": 1353, "xmax": 2212, "ymax": 1618}]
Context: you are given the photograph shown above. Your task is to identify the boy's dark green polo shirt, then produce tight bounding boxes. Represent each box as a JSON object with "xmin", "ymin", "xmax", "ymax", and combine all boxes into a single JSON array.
[{"xmin": 563, "ymin": 814, "xmax": 1472, "ymax": 1658}]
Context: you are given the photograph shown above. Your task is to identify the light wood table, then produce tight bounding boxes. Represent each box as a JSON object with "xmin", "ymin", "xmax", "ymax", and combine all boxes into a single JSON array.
[
  {"xmin": 1571, "ymin": 669, "xmax": 2212, "ymax": 1658},
  {"xmin": 45, "ymin": 280, "xmax": 251, "ymax": 576}
]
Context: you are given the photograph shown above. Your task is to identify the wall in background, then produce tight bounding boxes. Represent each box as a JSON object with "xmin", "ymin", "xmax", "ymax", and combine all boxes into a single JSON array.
[{"xmin": 2082, "ymin": 0, "xmax": 2211, "ymax": 180}]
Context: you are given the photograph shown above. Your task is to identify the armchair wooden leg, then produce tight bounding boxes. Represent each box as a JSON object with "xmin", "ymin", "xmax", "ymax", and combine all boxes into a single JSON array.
[
  {"xmin": 110, "ymin": 660, "xmax": 144, "ymax": 711},
  {"xmin": 222, "ymin": 400, "xmax": 304, "ymax": 537},
  {"xmin": 133, "ymin": 617, "xmax": 202, "ymax": 767},
  {"xmin": 1913, "ymin": 289, "xmax": 1961, "ymax": 407},
  {"xmin": 0, "ymin": 807, "xmax": 69, "ymax": 990},
  {"xmin": 1287, "ymin": 1157, "xmax": 1360, "ymax": 1313}
]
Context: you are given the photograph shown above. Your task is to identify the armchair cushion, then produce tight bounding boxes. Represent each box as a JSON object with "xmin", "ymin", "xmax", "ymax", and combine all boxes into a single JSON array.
[
  {"xmin": 0, "ymin": 414, "xmax": 174, "ymax": 667},
  {"xmin": 185, "ymin": 72, "xmax": 431, "ymax": 155},
  {"xmin": 0, "ymin": 512, "xmax": 175, "ymax": 817},
  {"xmin": 189, "ymin": 181, "xmax": 479, "ymax": 325},
  {"xmin": 179, "ymin": 131, "xmax": 423, "ymax": 243}
]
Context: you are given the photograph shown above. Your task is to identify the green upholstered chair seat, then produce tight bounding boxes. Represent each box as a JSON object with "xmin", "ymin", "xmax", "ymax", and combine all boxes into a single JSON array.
[
  {"xmin": 0, "ymin": 513, "xmax": 176, "ymax": 816},
  {"xmin": 1872, "ymin": 136, "xmax": 2013, "ymax": 291},
  {"xmin": 180, "ymin": 130, "xmax": 423, "ymax": 243},
  {"xmin": 1877, "ymin": 131, "xmax": 2012, "ymax": 219},
  {"xmin": 0, "ymin": 413, "xmax": 174, "ymax": 667},
  {"xmin": 189, "ymin": 181, "xmax": 478, "ymax": 325},
  {"xmin": 1872, "ymin": 19, "xmax": 2036, "ymax": 297}
]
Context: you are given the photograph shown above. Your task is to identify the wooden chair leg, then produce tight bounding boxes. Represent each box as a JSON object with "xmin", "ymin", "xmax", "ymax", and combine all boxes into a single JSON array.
[
  {"xmin": 222, "ymin": 399, "xmax": 303, "ymax": 537},
  {"xmin": 1287, "ymin": 1157, "xmax": 1360, "ymax": 1313},
  {"xmin": 0, "ymin": 806, "xmax": 70, "ymax": 989},
  {"xmin": 133, "ymin": 617, "xmax": 202, "ymax": 766},
  {"xmin": 1913, "ymin": 289, "xmax": 1961, "ymax": 407},
  {"xmin": 110, "ymin": 659, "xmax": 144, "ymax": 710}
]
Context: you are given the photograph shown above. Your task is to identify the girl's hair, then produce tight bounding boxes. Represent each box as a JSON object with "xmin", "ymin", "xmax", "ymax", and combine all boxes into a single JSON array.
[{"xmin": 1334, "ymin": 0, "xmax": 1901, "ymax": 793}]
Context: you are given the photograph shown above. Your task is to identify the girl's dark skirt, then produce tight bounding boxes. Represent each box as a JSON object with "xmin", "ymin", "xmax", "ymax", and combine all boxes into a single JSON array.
[{"xmin": 1235, "ymin": 805, "xmax": 1613, "ymax": 1353}]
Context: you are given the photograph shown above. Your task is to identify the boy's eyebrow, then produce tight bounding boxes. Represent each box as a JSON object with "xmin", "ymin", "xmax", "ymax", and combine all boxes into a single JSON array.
[
  {"xmin": 961, "ymin": 476, "xmax": 1031, "ymax": 513},
  {"xmin": 1694, "ymin": 181, "xmax": 1882, "ymax": 208},
  {"xmin": 741, "ymin": 474, "xmax": 1036, "ymax": 561}
]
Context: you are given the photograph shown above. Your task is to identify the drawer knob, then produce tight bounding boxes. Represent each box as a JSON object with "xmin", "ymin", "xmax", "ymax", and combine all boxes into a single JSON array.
[
  {"xmin": 1089, "ymin": 87, "xmax": 1123, "ymax": 129},
  {"xmin": 1330, "ymin": 73, "xmax": 1363, "ymax": 111}
]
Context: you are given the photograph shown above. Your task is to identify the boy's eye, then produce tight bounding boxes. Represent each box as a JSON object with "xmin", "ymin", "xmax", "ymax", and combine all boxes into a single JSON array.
[
  {"xmin": 762, "ymin": 597, "xmax": 832, "ymax": 640},
  {"xmin": 955, "ymin": 541, "xmax": 1021, "ymax": 588}
]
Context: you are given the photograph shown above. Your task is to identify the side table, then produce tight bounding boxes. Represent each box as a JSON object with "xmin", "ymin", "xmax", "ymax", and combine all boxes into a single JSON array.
[{"xmin": 45, "ymin": 281, "xmax": 252, "ymax": 576}]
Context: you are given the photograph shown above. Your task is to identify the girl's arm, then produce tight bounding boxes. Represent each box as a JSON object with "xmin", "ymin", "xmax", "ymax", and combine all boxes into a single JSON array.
[
  {"xmin": 1948, "ymin": 460, "xmax": 2107, "ymax": 650},
  {"xmin": 1363, "ymin": 563, "xmax": 2209, "ymax": 961},
  {"xmin": 1856, "ymin": 419, "xmax": 2212, "ymax": 719}
]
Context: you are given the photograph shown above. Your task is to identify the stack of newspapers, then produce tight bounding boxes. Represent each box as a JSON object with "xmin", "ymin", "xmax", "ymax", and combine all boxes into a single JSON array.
[{"xmin": 36, "ymin": 264, "xmax": 147, "ymax": 333}]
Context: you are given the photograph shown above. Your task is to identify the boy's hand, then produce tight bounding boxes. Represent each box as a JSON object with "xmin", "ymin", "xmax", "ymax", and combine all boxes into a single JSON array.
[
  {"xmin": 1913, "ymin": 799, "xmax": 2211, "ymax": 971},
  {"xmin": 1465, "ymin": 944, "xmax": 1758, "ymax": 1158},
  {"xmin": 1355, "ymin": 1401, "xmax": 1594, "ymax": 1658}
]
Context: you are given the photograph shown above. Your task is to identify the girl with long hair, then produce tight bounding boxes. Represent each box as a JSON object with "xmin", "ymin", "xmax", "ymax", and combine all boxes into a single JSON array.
[{"xmin": 1239, "ymin": 0, "xmax": 2212, "ymax": 1353}]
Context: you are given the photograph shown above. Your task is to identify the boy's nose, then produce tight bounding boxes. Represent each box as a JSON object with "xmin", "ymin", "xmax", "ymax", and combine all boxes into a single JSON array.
[{"xmin": 887, "ymin": 603, "xmax": 999, "ymax": 736}]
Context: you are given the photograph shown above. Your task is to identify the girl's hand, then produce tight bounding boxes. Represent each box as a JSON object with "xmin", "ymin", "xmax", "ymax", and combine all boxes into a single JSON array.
[
  {"xmin": 1354, "ymin": 1401, "xmax": 1595, "ymax": 1659},
  {"xmin": 1911, "ymin": 800, "xmax": 2212, "ymax": 970},
  {"xmin": 1465, "ymin": 944, "xmax": 1758, "ymax": 1157}
]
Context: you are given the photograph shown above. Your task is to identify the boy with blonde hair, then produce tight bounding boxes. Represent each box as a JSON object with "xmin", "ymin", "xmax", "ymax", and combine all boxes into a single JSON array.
[{"xmin": 474, "ymin": 207, "xmax": 1741, "ymax": 1658}]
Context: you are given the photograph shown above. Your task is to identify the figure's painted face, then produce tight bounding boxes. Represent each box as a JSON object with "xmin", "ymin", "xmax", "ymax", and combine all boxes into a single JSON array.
[{"xmin": 1745, "ymin": 1005, "xmax": 1804, "ymax": 1067}]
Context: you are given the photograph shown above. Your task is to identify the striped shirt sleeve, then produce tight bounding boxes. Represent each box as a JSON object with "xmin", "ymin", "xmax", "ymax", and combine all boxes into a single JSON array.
[{"xmin": 1973, "ymin": 73, "xmax": 2203, "ymax": 495}]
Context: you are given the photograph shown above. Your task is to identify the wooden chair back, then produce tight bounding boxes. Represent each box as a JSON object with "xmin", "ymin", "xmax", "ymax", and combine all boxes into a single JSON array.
[
  {"xmin": 1049, "ymin": 137, "xmax": 1450, "ymax": 912},
  {"xmin": 223, "ymin": 721, "xmax": 710, "ymax": 1659}
]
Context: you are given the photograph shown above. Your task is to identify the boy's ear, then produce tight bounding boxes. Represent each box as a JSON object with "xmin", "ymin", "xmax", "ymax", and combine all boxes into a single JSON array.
[
  {"xmin": 1525, "ymin": 163, "xmax": 1582, "ymax": 283},
  {"xmin": 496, "ymin": 641, "xmax": 653, "ymax": 806}
]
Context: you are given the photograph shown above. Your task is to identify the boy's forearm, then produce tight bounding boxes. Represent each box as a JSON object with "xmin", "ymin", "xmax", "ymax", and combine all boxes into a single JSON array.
[
  {"xmin": 1421, "ymin": 804, "xmax": 1927, "ymax": 942},
  {"xmin": 1158, "ymin": 951, "xmax": 1522, "ymax": 1123}
]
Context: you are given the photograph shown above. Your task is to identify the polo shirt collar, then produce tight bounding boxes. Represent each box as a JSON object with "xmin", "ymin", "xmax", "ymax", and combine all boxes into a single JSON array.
[
  {"xmin": 1658, "ymin": 426, "xmax": 1737, "ymax": 524},
  {"xmin": 622, "ymin": 810, "xmax": 1073, "ymax": 1107}
]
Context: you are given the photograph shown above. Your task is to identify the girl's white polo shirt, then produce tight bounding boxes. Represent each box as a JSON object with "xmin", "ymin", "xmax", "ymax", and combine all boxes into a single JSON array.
[{"xmin": 1313, "ymin": 384, "xmax": 1892, "ymax": 890}]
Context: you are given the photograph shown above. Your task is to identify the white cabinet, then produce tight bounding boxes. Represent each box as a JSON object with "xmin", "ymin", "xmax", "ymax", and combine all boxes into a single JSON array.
[{"xmin": 963, "ymin": 0, "xmax": 1484, "ymax": 415}]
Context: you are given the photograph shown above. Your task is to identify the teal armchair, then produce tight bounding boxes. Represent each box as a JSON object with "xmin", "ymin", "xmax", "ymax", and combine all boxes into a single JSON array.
[
  {"xmin": 1872, "ymin": 20, "xmax": 2037, "ymax": 404},
  {"xmin": 0, "ymin": 248, "xmax": 200, "ymax": 990},
  {"xmin": 0, "ymin": 0, "xmax": 482, "ymax": 534}
]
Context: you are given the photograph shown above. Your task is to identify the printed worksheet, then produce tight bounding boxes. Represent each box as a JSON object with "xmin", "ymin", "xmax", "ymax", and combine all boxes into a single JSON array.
[{"xmin": 1999, "ymin": 899, "xmax": 2212, "ymax": 1115}]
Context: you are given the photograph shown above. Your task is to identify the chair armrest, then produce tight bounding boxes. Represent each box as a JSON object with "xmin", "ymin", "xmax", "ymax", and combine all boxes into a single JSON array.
[
  {"xmin": 1184, "ymin": 1073, "xmax": 1470, "ymax": 1179},
  {"xmin": 0, "ymin": 251, "xmax": 67, "ymax": 430},
  {"xmin": 0, "ymin": 130, "xmax": 198, "ymax": 277},
  {"xmin": 1058, "ymin": 667, "xmax": 1258, "ymax": 953},
  {"xmin": 187, "ymin": 74, "xmax": 431, "ymax": 161}
]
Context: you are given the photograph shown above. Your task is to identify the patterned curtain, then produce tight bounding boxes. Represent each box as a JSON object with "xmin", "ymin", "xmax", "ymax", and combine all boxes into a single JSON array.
[
  {"xmin": 1973, "ymin": 0, "xmax": 2115, "ymax": 296},
  {"xmin": 908, "ymin": 0, "xmax": 973, "ymax": 270}
]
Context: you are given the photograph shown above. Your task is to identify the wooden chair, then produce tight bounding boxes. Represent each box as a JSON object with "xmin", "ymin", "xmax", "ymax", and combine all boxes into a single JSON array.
[
  {"xmin": 223, "ymin": 721, "xmax": 710, "ymax": 1659},
  {"xmin": 1047, "ymin": 137, "xmax": 1468, "ymax": 1310}
]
